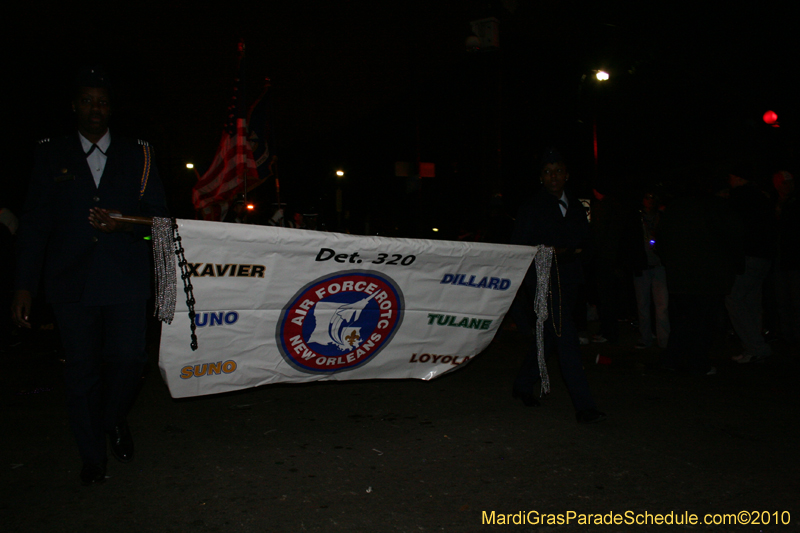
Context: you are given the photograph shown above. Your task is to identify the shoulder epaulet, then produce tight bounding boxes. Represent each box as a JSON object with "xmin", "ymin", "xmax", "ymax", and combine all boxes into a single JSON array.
[
  {"xmin": 137, "ymin": 139, "xmax": 150, "ymax": 147},
  {"xmin": 38, "ymin": 138, "xmax": 50, "ymax": 145}
]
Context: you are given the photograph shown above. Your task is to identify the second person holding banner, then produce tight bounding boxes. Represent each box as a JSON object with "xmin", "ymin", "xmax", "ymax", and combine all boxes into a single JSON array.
[{"xmin": 510, "ymin": 148, "xmax": 606, "ymax": 423}]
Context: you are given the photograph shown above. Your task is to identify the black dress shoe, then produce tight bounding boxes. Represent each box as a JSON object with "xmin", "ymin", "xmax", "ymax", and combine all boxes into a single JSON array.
[
  {"xmin": 512, "ymin": 388, "xmax": 540, "ymax": 407},
  {"xmin": 80, "ymin": 462, "xmax": 106, "ymax": 486},
  {"xmin": 576, "ymin": 409, "xmax": 607, "ymax": 424},
  {"xmin": 109, "ymin": 422, "xmax": 134, "ymax": 463}
]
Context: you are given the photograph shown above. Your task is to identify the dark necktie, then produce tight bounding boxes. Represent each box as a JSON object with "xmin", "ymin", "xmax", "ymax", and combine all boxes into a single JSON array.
[
  {"xmin": 558, "ymin": 199, "xmax": 568, "ymax": 216},
  {"xmin": 85, "ymin": 144, "xmax": 105, "ymax": 157}
]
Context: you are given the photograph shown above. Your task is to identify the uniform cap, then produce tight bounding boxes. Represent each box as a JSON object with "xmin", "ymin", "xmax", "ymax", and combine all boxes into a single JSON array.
[{"xmin": 73, "ymin": 66, "xmax": 111, "ymax": 91}]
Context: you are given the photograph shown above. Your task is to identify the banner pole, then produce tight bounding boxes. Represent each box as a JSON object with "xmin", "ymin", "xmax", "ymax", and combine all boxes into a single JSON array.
[{"xmin": 109, "ymin": 214, "xmax": 154, "ymax": 226}]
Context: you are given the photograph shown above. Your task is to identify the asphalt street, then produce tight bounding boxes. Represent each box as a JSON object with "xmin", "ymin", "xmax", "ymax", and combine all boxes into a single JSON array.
[{"xmin": 2, "ymin": 319, "xmax": 798, "ymax": 532}]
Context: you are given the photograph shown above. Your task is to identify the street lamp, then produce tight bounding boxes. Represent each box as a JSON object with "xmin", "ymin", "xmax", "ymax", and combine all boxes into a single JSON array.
[
  {"xmin": 579, "ymin": 70, "xmax": 610, "ymax": 179},
  {"xmin": 186, "ymin": 162, "xmax": 200, "ymax": 180},
  {"xmin": 335, "ymin": 170, "xmax": 345, "ymax": 230}
]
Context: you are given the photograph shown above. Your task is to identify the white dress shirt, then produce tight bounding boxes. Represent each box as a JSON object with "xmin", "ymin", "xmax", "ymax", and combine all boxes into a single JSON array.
[
  {"xmin": 79, "ymin": 130, "xmax": 110, "ymax": 188},
  {"xmin": 558, "ymin": 191, "xmax": 569, "ymax": 217}
]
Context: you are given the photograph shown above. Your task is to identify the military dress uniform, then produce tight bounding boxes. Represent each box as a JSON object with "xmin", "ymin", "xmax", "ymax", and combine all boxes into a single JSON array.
[
  {"xmin": 511, "ymin": 188, "xmax": 599, "ymax": 416},
  {"xmin": 15, "ymin": 131, "xmax": 168, "ymax": 469}
]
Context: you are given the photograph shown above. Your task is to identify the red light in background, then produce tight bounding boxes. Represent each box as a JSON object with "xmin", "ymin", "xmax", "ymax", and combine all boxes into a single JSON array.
[
  {"xmin": 246, "ymin": 204, "xmax": 255, "ymax": 211},
  {"xmin": 763, "ymin": 110, "xmax": 778, "ymax": 125}
]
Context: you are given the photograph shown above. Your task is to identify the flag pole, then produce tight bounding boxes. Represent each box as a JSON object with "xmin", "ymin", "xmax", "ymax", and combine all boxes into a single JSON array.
[
  {"xmin": 237, "ymin": 39, "xmax": 247, "ymax": 207},
  {"xmin": 193, "ymin": 39, "xmax": 261, "ymax": 220},
  {"xmin": 245, "ymin": 75, "xmax": 278, "ymax": 214}
]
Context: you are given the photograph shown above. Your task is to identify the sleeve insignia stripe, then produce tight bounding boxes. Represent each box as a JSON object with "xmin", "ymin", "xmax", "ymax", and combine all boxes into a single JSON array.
[{"xmin": 139, "ymin": 145, "xmax": 152, "ymax": 199}]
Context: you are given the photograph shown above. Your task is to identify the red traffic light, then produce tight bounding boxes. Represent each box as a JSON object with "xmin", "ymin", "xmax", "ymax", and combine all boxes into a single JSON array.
[{"xmin": 763, "ymin": 110, "xmax": 778, "ymax": 125}]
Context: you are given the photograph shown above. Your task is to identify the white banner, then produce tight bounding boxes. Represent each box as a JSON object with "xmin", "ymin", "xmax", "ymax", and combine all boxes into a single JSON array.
[{"xmin": 158, "ymin": 220, "xmax": 537, "ymax": 398}]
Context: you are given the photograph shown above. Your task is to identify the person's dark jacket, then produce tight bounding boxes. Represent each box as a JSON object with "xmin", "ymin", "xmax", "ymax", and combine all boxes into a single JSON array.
[
  {"xmin": 15, "ymin": 133, "xmax": 169, "ymax": 305},
  {"xmin": 656, "ymin": 195, "xmax": 743, "ymax": 295},
  {"xmin": 512, "ymin": 189, "xmax": 590, "ymax": 288},
  {"xmin": 729, "ymin": 181, "xmax": 776, "ymax": 259}
]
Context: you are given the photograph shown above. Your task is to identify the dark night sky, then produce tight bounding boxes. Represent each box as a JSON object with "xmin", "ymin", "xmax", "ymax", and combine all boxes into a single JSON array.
[{"xmin": 6, "ymin": 1, "xmax": 799, "ymax": 236}]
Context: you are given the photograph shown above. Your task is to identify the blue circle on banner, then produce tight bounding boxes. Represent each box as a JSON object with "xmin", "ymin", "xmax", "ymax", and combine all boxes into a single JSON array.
[{"xmin": 276, "ymin": 271, "xmax": 405, "ymax": 374}]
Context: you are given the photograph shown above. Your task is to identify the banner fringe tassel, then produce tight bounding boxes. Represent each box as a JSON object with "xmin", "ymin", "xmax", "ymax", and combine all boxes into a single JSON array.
[{"xmin": 534, "ymin": 247, "xmax": 553, "ymax": 395}]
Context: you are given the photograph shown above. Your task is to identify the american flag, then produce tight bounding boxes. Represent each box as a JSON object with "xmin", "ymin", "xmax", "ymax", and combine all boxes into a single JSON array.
[{"xmin": 192, "ymin": 45, "xmax": 257, "ymax": 219}]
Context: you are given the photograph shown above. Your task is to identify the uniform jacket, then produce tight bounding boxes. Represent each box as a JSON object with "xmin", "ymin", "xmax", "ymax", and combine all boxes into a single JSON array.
[
  {"xmin": 15, "ymin": 133, "xmax": 169, "ymax": 305},
  {"xmin": 511, "ymin": 188, "xmax": 590, "ymax": 288}
]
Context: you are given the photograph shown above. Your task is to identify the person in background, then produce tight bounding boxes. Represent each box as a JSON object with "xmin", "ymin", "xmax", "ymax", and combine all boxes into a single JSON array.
[
  {"xmin": 588, "ymin": 183, "xmax": 627, "ymax": 343},
  {"xmin": 224, "ymin": 194, "xmax": 251, "ymax": 224},
  {"xmin": 725, "ymin": 164, "xmax": 776, "ymax": 363},
  {"xmin": 0, "ymin": 208, "xmax": 18, "ymax": 351},
  {"xmin": 266, "ymin": 202, "xmax": 303, "ymax": 228},
  {"xmin": 657, "ymin": 169, "xmax": 743, "ymax": 375},
  {"xmin": 632, "ymin": 192, "xmax": 669, "ymax": 349},
  {"xmin": 771, "ymin": 170, "xmax": 800, "ymax": 356}
]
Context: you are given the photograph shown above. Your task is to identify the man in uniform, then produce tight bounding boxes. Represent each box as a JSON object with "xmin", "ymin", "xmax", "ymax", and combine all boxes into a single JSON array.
[
  {"xmin": 12, "ymin": 68, "xmax": 169, "ymax": 485},
  {"xmin": 511, "ymin": 148, "xmax": 605, "ymax": 423}
]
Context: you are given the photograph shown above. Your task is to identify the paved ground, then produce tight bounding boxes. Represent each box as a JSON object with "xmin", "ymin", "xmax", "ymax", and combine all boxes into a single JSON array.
[{"xmin": 2, "ymin": 319, "xmax": 799, "ymax": 533}]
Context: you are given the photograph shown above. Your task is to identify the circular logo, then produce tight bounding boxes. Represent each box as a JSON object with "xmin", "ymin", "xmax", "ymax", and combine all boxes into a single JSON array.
[{"xmin": 276, "ymin": 270, "xmax": 404, "ymax": 374}]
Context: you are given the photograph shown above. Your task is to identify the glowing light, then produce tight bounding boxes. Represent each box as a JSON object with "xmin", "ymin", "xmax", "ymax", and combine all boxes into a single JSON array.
[
  {"xmin": 596, "ymin": 70, "xmax": 609, "ymax": 81},
  {"xmin": 432, "ymin": 228, "xmax": 439, "ymax": 232},
  {"xmin": 763, "ymin": 110, "xmax": 778, "ymax": 125},
  {"xmin": 336, "ymin": 170, "xmax": 344, "ymax": 177},
  {"xmin": 246, "ymin": 204, "xmax": 255, "ymax": 211},
  {"xmin": 186, "ymin": 163, "xmax": 194, "ymax": 169}
]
